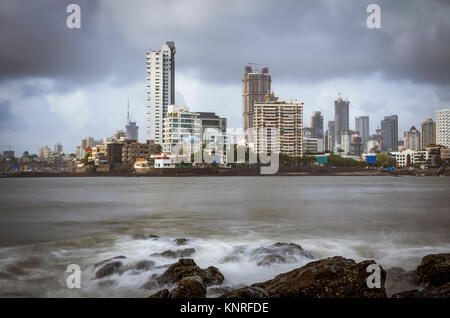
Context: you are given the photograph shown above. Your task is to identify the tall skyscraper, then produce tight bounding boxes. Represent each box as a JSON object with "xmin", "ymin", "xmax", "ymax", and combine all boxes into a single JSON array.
[
  {"xmin": 311, "ymin": 111, "xmax": 324, "ymax": 139},
  {"xmin": 421, "ymin": 118, "xmax": 436, "ymax": 149},
  {"xmin": 334, "ymin": 96, "xmax": 349, "ymax": 150},
  {"xmin": 355, "ymin": 116, "xmax": 369, "ymax": 148},
  {"xmin": 125, "ymin": 101, "xmax": 139, "ymax": 142},
  {"xmin": 327, "ymin": 121, "xmax": 335, "ymax": 152},
  {"xmin": 253, "ymin": 93, "xmax": 303, "ymax": 156},
  {"xmin": 242, "ymin": 65, "xmax": 271, "ymax": 131},
  {"xmin": 380, "ymin": 115, "xmax": 398, "ymax": 152},
  {"xmin": 436, "ymin": 109, "xmax": 450, "ymax": 147},
  {"xmin": 146, "ymin": 41, "xmax": 176, "ymax": 145},
  {"xmin": 404, "ymin": 126, "xmax": 421, "ymax": 150}
]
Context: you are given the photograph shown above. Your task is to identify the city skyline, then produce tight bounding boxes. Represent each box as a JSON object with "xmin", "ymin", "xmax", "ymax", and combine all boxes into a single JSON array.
[{"xmin": 1, "ymin": 0, "xmax": 450, "ymax": 154}]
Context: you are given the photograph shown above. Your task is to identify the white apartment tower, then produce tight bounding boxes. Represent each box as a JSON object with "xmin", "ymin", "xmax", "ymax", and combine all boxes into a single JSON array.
[
  {"xmin": 146, "ymin": 41, "xmax": 176, "ymax": 145},
  {"xmin": 436, "ymin": 109, "xmax": 450, "ymax": 147},
  {"xmin": 253, "ymin": 93, "xmax": 303, "ymax": 157}
]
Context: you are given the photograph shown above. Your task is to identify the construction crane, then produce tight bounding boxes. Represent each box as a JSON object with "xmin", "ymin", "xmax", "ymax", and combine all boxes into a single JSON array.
[{"xmin": 0, "ymin": 145, "xmax": 13, "ymax": 151}]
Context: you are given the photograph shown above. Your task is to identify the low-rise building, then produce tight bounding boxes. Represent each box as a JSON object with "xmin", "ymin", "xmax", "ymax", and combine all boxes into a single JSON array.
[
  {"xmin": 122, "ymin": 140, "xmax": 158, "ymax": 166},
  {"xmin": 390, "ymin": 150, "xmax": 429, "ymax": 167}
]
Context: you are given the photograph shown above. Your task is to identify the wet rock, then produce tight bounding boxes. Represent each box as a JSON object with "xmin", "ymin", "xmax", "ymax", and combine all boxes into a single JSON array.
[
  {"xmin": 252, "ymin": 256, "xmax": 386, "ymax": 298},
  {"xmin": 135, "ymin": 260, "xmax": 155, "ymax": 271},
  {"xmin": 251, "ymin": 242, "xmax": 314, "ymax": 266},
  {"xmin": 141, "ymin": 274, "xmax": 160, "ymax": 290},
  {"xmin": 208, "ymin": 286, "xmax": 233, "ymax": 296},
  {"xmin": 391, "ymin": 282, "xmax": 450, "ymax": 298},
  {"xmin": 391, "ymin": 289, "xmax": 423, "ymax": 298},
  {"xmin": 148, "ymin": 288, "xmax": 170, "ymax": 298},
  {"xmin": 385, "ymin": 267, "xmax": 420, "ymax": 297},
  {"xmin": 94, "ymin": 256, "xmax": 126, "ymax": 269},
  {"xmin": 416, "ymin": 253, "xmax": 450, "ymax": 288},
  {"xmin": 174, "ymin": 238, "xmax": 188, "ymax": 246},
  {"xmin": 157, "ymin": 258, "xmax": 224, "ymax": 286},
  {"xmin": 203, "ymin": 266, "xmax": 225, "ymax": 286},
  {"xmin": 151, "ymin": 248, "xmax": 196, "ymax": 259},
  {"xmin": 220, "ymin": 286, "xmax": 269, "ymax": 298},
  {"xmin": 169, "ymin": 276, "xmax": 206, "ymax": 298},
  {"xmin": 95, "ymin": 261, "xmax": 122, "ymax": 279},
  {"xmin": 132, "ymin": 233, "xmax": 159, "ymax": 240}
]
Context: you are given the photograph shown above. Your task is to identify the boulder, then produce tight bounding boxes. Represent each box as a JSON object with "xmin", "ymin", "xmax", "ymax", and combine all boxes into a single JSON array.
[
  {"xmin": 151, "ymin": 248, "xmax": 196, "ymax": 259},
  {"xmin": 174, "ymin": 238, "xmax": 188, "ymax": 246},
  {"xmin": 169, "ymin": 276, "xmax": 206, "ymax": 298},
  {"xmin": 251, "ymin": 242, "xmax": 314, "ymax": 266},
  {"xmin": 148, "ymin": 289, "xmax": 170, "ymax": 298},
  {"xmin": 220, "ymin": 286, "xmax": 269, "ymax": 298},
  {"xmin": 252, "ymin": 256, "xmax": 386, "ymax": 298},
  {"xmin": 94, "ymin": 256, "xmax": 126, "ymax": 269},
  {"xmin": 135, "ymin": 260, "xmax": 155, "ymax": 271},
  {"xmin": 132, "ymin": 233, "xmax": 159, "ymax": 240},
  {"xmin": 95, "ymin": 261, "xmax": 122, "ymax": 279},
  {"xmin": 416, "ymin": 253, "xmax": 450, "ymax": 288},
  {"xmin": 391, "ymin": 282, "xmax": 450, "ymax": 298},
  {"xmin": 157, "ymin": 258, "xmax": 224, "ymax": 286}
]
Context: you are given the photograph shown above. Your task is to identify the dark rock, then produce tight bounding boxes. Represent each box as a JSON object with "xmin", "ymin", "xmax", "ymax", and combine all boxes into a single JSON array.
[
  {"xmin": 208, "ymin": 286, "xmax": 233, "ymax": 296},
  {"xmin": 151, "ymin": 248, "xmax": 196, "ymax": 259},
  {"xmin": 220, "ymin": 286, "xmax": 269, "ymax": 298},
  {"xmin": 392, "ymin": 282, "xmax": 450, "ymax": 298},
  {"xmin": 148, "ymin": 288, "xmax": 170, "ymax": 298},
  {"xmin": 174, "ymin": 238, "xmax": 188, "ymax": 246},
  {"xmin": 257, "ymin": 255, "xmax": 289, "ymax": 266},
  {"xmin": 203, "ymin": 266, "xmax": 225, "ymax": 285},
  {"xmin": 135, "ymin": 260, "xmax": 155, "ymax": 271},
  {"xmin": 416, "ymin": 253, "xmax": 450, "ymax": 288},
  {"xmin": 385, "ymin": 267, "xmax": 420, "ymax": 297},
  {"xmin": 169, "ymin": 276, "xmax": 206, "ymax": 298},
  {"xmin": 252, "ymin": 256, "xmax": 386, "ymax": 298},
  {"xmin": 141, "ymin": 273, "xmax": 160, "ymax": 290},
  {"xmin": 132, "ymin": 233, "xmax": 159, "ymax": 240},
  {"xmin": 157, "ymin": 258, "xmax": 224, "ymax": 286},
  {"xmin": 251, "ymin": 242, "xmax": 314, "ymax": 266},
  {"xmin": 421, "ymin": 282, "xmax": 450, "ymax": 297},
  {"xmin": 391, "ymin": 289, "xmax": 423, "ymax": 298},
  {"xmin": 95, "ymin": 261, "xmax": 122, "ymax": 279},
  {"xmin": 94, "ymin": 256, "xmax": 126, "ymax": 269}
]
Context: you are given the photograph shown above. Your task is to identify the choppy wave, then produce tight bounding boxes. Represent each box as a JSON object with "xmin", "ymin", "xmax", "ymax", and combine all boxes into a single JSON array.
[{"xmin": 1, "ymin": 232, "xmax": 449, "ymax": 297}]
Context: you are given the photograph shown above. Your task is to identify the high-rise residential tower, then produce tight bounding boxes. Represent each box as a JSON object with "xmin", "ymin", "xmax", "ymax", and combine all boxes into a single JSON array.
[
  {"xmin": 355, "ymin": 116, "xmax": 369, "ymax": 149},
  {"xmin": 242, "ymin": 65, "xmax": 271, "ymax": 131},
  {"xmin": 380, "ymin": 115, "xmax": 398, "ymax": 152},
  {"xmin": 404, "ymin": 126, "xmax": 421, "ymax": 151},
  {"xmin": 253, "ymin": 93, "xmax": 303, "ymax": 156},
  {"xmin": 334, "ymin": 97, "xmax": 349, "ymax": 151},
  {"xmin": 311, "ymin": 111, "xmax": 324, "ymax": 139},
  {"xmin": 146, "ymin": 41, "xmax": 176, "ymax": 145},
  {"xmin": 421, "ymin": 118, "xmax": 436, "ymax": 149},
  {"xmin": 327, "ymin": 121, "xmax": 335, "ymax": 152},
  {"xmin": 436, "ymin": 109, "xmax": 450, "ymax": 147}
]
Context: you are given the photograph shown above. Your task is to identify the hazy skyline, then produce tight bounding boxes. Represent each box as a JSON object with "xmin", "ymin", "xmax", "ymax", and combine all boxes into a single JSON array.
[{"xmin": 1, "ymin": 0, "xmax": 450, "ymax": 154}]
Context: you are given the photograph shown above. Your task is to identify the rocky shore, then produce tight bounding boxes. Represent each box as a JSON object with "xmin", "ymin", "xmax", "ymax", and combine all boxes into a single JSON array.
[{"xmin": 91, "ymin": 238, "xmax": 450, "ymax": 298}]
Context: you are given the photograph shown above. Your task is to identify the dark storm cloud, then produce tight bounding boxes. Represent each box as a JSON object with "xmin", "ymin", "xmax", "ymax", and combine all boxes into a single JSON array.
[
  {"xmin": 1, "ymin": 0, "xmax": 449, "ymax": 89},
  {"xmin": 0, "ymin": 0, "xmax": 141, "ymax": 90}
]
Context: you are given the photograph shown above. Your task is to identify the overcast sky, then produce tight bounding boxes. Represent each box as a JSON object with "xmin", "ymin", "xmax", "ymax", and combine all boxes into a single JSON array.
[{"xmin": 1, "ymin": 0, "xmax": 450, "ymax": 154}]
